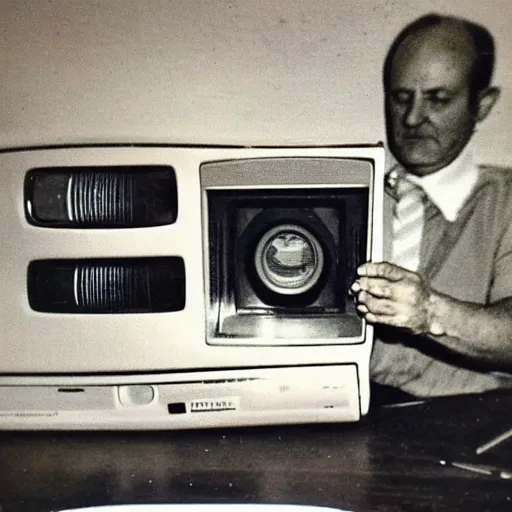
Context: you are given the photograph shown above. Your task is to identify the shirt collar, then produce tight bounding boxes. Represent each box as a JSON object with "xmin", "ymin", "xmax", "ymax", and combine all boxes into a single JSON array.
[{"xmin": 388, "ymin": 143, "xmax": 479, "ymax": 222}]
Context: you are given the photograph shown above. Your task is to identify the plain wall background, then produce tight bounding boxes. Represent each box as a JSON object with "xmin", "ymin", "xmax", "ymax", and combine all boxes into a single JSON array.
[{"xmin": 1, "ymin": 0, "xmax": 511, "ymax": 166}]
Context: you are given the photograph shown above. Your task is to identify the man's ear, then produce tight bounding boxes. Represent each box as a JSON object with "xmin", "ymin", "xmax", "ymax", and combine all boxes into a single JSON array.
[{"xmin": 476, "ymin": 86, "xmax": 501, "ymax": 122}]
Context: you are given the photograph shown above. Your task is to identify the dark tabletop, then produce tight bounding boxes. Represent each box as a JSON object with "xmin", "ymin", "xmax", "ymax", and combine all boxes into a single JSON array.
[{"xmin": 1, "ymin": 391, "xmax": 512, "ymax": 512}]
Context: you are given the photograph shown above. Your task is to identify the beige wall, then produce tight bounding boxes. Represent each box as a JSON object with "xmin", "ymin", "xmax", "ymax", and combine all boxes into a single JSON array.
[{"xmin": 2, "ymin": 0, "xmax": 511, "ymax": 166}]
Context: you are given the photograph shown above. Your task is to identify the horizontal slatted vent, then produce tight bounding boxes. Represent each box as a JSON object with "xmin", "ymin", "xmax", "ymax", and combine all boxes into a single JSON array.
[
  {"xmin": 28, "ymin": 257, "xmax": 185, "ymax": 313},
  {"xmin": 25, "ymin": 166, "xmax": 177, "ymax": 228}
]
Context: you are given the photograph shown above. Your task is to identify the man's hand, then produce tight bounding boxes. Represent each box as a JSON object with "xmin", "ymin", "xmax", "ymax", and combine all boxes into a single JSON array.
[{"xmin": 350, "ymin": 262, "xmax": 433, "ymax": 334}]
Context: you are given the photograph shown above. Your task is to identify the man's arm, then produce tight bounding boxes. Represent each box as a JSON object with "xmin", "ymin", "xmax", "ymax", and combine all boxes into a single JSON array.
[{"xmin": 351, "ymin": 262, "xmax": 512, "ymax": 367}]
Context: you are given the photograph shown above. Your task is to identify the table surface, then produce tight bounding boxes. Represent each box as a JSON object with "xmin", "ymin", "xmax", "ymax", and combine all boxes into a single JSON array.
[{"xmin": 1, "ymin": 391, "xmax": 511, "ymax": 512}]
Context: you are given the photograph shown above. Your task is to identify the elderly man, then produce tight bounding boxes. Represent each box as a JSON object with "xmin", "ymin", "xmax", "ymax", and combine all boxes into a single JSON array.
[{"xmin": 352, "ymin": 13, "xmax": 512, "ymax": 397}]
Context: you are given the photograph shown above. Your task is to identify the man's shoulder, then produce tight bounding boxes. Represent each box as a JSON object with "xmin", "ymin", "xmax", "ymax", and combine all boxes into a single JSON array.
[
  {"xmin": 468, "ymin": 165, "xmax": 512, "ymax": 221},
  {"xmin": 477, "ymin": 164, "xmax": 512, "ymax": 182},
  {"xmin": 476, "ymin": 165, "xmax": 512, "ymax": 196}
]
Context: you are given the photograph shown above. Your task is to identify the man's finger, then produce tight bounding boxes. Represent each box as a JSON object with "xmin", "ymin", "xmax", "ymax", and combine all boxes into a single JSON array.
[
  {"xmin": 362, "ymin": 311, "xmax": 402, "ymax": 326},
  {"xmin": 355, "ymin": 277, "xmax": 394, "ymax": 298},
  {"xmin": 357, "ymin": 294, "xmax": 396, "ymax": 315},
  {"xmin": 357, "ymin": 262, "xmax": 410, "ymax": 281}
]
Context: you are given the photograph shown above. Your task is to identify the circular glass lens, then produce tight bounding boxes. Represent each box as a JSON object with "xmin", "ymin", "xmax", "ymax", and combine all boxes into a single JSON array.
[{"xmin": 254, "ymin": 224, "xmax": 324, "ymax": 295}]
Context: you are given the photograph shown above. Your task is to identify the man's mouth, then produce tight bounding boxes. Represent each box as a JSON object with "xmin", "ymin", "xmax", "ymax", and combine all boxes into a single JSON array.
[{"xmin": 401, "ymin": 133, "xmax": 436, "ymax": 142}]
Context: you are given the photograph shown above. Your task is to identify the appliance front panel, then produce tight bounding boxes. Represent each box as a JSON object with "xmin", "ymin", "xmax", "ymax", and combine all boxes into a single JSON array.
[{"xmin": 0, "ymin": 146, "xmax": 383, "ymax": 374}]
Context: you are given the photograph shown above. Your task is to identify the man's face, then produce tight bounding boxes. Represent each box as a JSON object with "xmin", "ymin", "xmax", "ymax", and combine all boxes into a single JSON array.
[{"xmin": 386, "ymin": 27, "xmax": 478, "ymax": 176}]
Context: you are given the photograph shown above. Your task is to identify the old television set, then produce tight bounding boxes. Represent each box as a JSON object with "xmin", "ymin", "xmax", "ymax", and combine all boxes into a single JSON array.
[{"xmin": 0, "ymin": 145, "xmax": 384, "ymax": 429}]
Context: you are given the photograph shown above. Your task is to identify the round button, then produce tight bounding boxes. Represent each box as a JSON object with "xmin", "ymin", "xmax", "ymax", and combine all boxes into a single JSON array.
[
  {"xmin": 118, "ymin": 385, "xmax": 156, "ymax": 407},
  {"xmin": 254, "ymin": 224, "xmax": 324, "ymax": 295}
]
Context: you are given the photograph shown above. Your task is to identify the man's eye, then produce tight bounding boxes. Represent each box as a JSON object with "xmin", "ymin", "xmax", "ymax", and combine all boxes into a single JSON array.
[
  {"xmin": 428, "ymin": 94, "xmax": 452, "ymax": 106},
  {"xmin": 391, "ymin": 91, "xmax": 412, "ymax": 105}
]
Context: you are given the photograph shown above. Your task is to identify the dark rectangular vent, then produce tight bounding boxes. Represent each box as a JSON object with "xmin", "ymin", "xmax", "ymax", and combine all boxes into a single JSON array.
[
  {"xmin": 28, "ymin": 257, "xmax": 185, "ymax": 313},
  {"xmin": 25, "ymin": 166, "xmax": 177, "ymax": 228}
]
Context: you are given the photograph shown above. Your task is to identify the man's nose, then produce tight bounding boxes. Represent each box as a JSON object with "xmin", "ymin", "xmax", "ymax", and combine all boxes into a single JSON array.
[{"xmin": 403, "ymin": 97, "xmax": 427, "ymax": 127}]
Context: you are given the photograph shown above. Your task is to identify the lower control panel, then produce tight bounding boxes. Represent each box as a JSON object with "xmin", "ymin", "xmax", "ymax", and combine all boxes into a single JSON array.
[{"xmin": 0, "ymin": 365, "xmax": 361, "ymax": 429}]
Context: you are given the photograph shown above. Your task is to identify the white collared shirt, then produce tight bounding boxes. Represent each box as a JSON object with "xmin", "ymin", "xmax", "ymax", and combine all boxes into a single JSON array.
[{"xmin": 405, "ymin": 143, "xmax": 479, "ymax": 222}]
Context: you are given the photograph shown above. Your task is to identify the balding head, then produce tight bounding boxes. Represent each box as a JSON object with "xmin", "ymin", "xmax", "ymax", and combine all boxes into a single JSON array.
[
  {"xmin": 384, "ymin": 14, "xmax": 495, "ymax": 104},
  {"xmin": 383, "ymin": 14, "xmax": 500, "ymax": 176}
]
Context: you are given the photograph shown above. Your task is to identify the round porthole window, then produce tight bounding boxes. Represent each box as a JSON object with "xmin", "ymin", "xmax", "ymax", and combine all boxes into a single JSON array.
[{"xmin": 253, "ymin": 224, "xmax": 325, "ymax": 295}]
